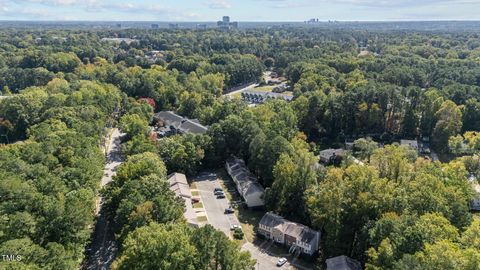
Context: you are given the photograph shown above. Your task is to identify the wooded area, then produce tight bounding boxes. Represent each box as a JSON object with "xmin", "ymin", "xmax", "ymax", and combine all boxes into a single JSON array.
[{"xmin": 0, "ymin": 27, "xmax": 479, "ymax": 269}]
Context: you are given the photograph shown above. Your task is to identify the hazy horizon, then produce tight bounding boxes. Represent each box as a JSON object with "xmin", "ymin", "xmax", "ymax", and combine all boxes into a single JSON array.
[{"xmin": 0, "ymin": 0, "xmax": 478, "ymax": 21}]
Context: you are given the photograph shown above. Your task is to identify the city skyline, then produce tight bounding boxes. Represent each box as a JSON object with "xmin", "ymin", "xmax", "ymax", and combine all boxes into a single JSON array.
[{"xmin": 0, "ymin": 0, "xmax": 479, "ymax": 21}]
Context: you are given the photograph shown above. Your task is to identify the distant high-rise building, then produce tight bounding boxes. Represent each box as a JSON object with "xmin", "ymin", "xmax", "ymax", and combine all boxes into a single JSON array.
[
  {"xmin": 169, "ymin": 23, "xmax": 179, "ymax": 29},
  {"xmin": 217, "ymin": 16, "xmax": 238, "ymax": 30},
  {"xmin": 196, "ymin": 24, "xmax": 207, "ymax": 30},
  {"xmin": 151, "ymin": 24, "xmax": 159, "ymax": 29},
  {"xmin": 305, "ymin": 18, "xmax": 321, "ymax": 24}
]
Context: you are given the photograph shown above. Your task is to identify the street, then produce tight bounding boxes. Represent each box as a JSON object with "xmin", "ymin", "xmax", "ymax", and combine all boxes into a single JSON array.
[
  {"xmin": 223, "ymin": 82, "xmax": 259, "ymax": 97},
  {"xmin": 82, "ymin": 128, "xmax": 124, "ymax": 270}
]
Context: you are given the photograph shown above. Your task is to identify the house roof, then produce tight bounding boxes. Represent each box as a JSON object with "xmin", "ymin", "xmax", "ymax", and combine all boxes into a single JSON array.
[
  {"xmin": 326, "ymin": 255, "xmax": 362, "ymax": 270},
  {"xmin": 259, "ymin": 212, "xmax": 320, "ymax": 245},
  {"xmin": 259, "ymin": 212, "xmax": 285, "ymax": 228},
  {"xmin": 319, "ymin": 148, "xmax": 345, "ymax": 159},
  {"xmin": 226, "ymin": 157, "xmax": 265, "ymax": 202},
  {"xmin": 400, "ymin": 139, "xmax": 419, "ymax": 148},
  {"xmin": 155, "ymin": 111, "xmax": 208, "ymax": 134},
  {"xmin": 168, "ymin": 173, "xmax": 191, "ymax": 199},
  {"xmin": 167, "ymin": 173, "xmax": 197, "ymax": 226},
  {"xmin": 283, "ymin": 222, "xmax": 305, "ymax": 239},
  {"xmin": 238, "ymin": 181, "xmax": 264, "ymax": 197},
  {"xmin": 179, "ymin": 120, "xmax": 208, "ymax": 134},
  {"xmin": 474, "ymin": 183, "xmax": 480, "ymax": 194},
  {"xmin": 242, "ymin": 90, "xmax": 293, "ymax": 102},
  {"xmin": 155, "ymin": 111, "xmax": 184, "ymax": 126},
  {"xmin": 299, "ymin": 227, "xmax": 319, "ymax": 244}
]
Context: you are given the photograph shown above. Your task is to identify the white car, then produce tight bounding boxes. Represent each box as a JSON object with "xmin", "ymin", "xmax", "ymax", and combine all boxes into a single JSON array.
[
  {"xmin": 230, "ymin": 224, "xmax": 241, "ymax": 231},
  {"xmin": 277, "ymin": 258, "xmax": 287, "ymax": 267}
]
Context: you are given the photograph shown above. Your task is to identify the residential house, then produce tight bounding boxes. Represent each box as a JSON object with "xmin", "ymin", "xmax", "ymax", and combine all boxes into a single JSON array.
[
  {"xmin": 168, "ymin": 173, "xmax": 198, "ymax": 227},
  {"xmin": 400, "ymin": 139, "xmax": 419, "ymax": 151},
  {"xmin": 154, "ymin": 111, "xmax": 208, "ymax": 135},
  {"xmin": 258, "ymin": 212, "xmax": 321, "ymax": 256},
  {"xmin": 469, "ymin": 175, "xmax": 480, "ymax": 211},
  {"xmin": 225, "ymin": 157, "xmax": 265, "ymax": 208},
  {"xmin": 326, "ymin": 255, "xmax": 362, "ymax": 270},
  {"xmin": 319, "ymin": 148, "xmax": 345, "ymax": 164},
  {"xmin": 272, "ymin": 83, "xmax": 288, "ymax": 93},
  {"xmin": 241, "ymin": 91, "xmax": 293, "ymax": 104},
  {"xmin": 100, "ymin": 37, "xmax": 138, "ymax": 44},
  {"xmin": 472, "ymin": 184, "xmax": 480, "ymax": 211}
]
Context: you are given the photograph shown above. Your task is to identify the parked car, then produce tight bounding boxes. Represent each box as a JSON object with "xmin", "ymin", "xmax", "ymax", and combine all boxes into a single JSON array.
[
  {"xmin": 214, "ymin": 187, "xmax": 223, "ymax": 192},
  {"xmin": 277, "ymin": 258, "xmax": 287, "ymax": 267},
  {"xmin": 224, "ymin": 207, "xmax": 234, "ymax": 214},
  {"xmin": 217, "ymin": 194, "xmax": 225, "ymax": 199},
  {"xmin": 214, "ymin": 190, "xmax": 224, "ymax": 196},
  {"xmin": 230, "ymin": 224, "xmax": 241, "ymax": 230}
]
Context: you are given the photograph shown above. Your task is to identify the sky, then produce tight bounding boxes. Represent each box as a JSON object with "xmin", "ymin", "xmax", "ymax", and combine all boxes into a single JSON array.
[{"xmin": 0, "ymin": 0, "xmax": 479, "ymax": 21}]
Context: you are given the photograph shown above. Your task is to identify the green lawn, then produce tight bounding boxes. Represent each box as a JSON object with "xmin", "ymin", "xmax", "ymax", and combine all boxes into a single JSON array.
[
  {"xmin": 197, "ymin": 216, "xmax": 208, "ymax": 223},
  {"xmin": 237, "ymin": 208, "xmax": 264, "ymax": 243},
  {"xmin": 193, "ymin": 202, "xmax": 204, "ymax": 209},
  {"xmin": 253, "ymin": 85, "xmax": 276, "ymax": 92},
  {"xmin": 191, "ymin": 190, "xmax": 199, "ymax": 196}
]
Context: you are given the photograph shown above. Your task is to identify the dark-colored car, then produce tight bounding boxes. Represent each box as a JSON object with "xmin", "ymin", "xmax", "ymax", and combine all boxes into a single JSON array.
[
  {"xmin": 214, "ymin": 187, "xmax": 223, "ymax": 192},
  {"xmin": 214, "ymin": 191, "xmax": 224, "ymax": 196},
  {"xmin": 217, "ymin": 194, "xmax": 226, "ymax": 199},
  {"xmin": 224, "ymin": 207, "xmax": 234, "ymax": 214}
]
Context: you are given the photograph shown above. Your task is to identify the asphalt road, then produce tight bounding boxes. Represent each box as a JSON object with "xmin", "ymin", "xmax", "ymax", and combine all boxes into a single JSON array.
[
  {"xmin": 194, "ymin": 172, "xmax": 240, "ymax": 236},
  {"xmin": 223, "ymin": 82, "xmax": 259, "ymax": 97},
  {"xmin": 82, "ymin": 128, "xmax": 123, "ymax": 270}
]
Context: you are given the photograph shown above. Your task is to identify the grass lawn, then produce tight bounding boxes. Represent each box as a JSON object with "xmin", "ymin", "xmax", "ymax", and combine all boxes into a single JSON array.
[
  {"xmin": 237, "ymin": 208, "xmax": 264, "ymax": 243},
  {"xmin": 253, "ymin": 85, "xmax": 275, "ymax": 92},
  {"xmin": 197, "ymin": 216, "xmax": 208, "ymax": 223},
  {"xmin": 191, "ymin": 190, "xmax": 199, "ymax": 196},
  {"xmin": 190, "ymin": 182, "xmax": 197, "ymax": 189},
  {"xmin": 193, "ymin": 202, "xmax": 204, "ymax": 209}
]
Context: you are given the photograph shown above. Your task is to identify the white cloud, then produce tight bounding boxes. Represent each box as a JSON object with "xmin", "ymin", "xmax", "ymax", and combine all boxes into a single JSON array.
[
  {"xmin": 207, "ymin": 0, "xmax": 231, "ymax": 9},
  {"xmin": 11, "ymin": 0, "xmax": 101, "ymax": 6}
]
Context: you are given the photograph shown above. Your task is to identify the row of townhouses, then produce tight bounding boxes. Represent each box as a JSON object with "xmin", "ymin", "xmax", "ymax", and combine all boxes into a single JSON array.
[
  {"xmin": 225, "ymin": 157, "xmax": 265, "ymax": 208},
  {"xmin": 257, "ymin": 212, "xmax": 321, "ymax": 256}
]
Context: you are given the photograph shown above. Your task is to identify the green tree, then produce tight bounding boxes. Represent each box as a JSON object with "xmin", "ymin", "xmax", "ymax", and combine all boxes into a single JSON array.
[
  {"xmin": 112, "ymin": 224, "xmax": 198, "ymax": 270},
  {"xmin": 119, "ymin": 113, "xmax": 150, "ymax": 140},
  {"xmin": 432, "ymin": 100, "xmax": 463, "ymax": 152}
]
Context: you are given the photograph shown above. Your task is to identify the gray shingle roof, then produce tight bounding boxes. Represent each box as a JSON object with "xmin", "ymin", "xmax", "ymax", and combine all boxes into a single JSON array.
[
  {"xmin": 259, "ymin": 212, "xmax": 320, "ymax": 246},
  {"xmin": 155, "ymin": 111, "xmax": 208, "ymax": 134},
  {"xmin": 326, "ymin": 255, "xmax": 362, "ymax": 270},
  {"xmin": 259, "ymin": 212, "xmax": 285, "ymax": 228},
  {"xmin": 226, "ymin": 157, "xmax": 265, "ymax": 203}
]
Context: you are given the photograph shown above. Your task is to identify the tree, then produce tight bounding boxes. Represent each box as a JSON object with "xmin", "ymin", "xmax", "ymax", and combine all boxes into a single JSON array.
[
  {"xmin": 112, "ymin": 224, "xmax": 198, "ymax": 270},
  {"xmin": 353, "ymin": 137, "xmax": 378, "ymax": 162},
  {"xmin": 432, "ymin": 100, "xmax": 462, "ymax": 152},
  {"xmin": 119, "ymin": 113, "xmax": 150, "ymax": 140},
  {"xmin": 158, "ymin": 134, "xmax": 210, "ymax": 175},
  {"xmin": 265, "ymin": 136, "xmax": 318, "ymax": 222},
  {"xmin": 112, "ymin": 223, "xmax": 255, "ymax": 270}
]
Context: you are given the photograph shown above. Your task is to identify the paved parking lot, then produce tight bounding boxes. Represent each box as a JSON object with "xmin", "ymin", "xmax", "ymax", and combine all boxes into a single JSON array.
[
  {"xmin": 192, "ymin": 171, "xmax": 303, "ymax": 270},
  {"xmin": 243, "ymin": 241, "xmax": 292, "ymax": 270},
  {"xmin": 193, "ymin": 172, "xmax": 240, "ymax": 236}
]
